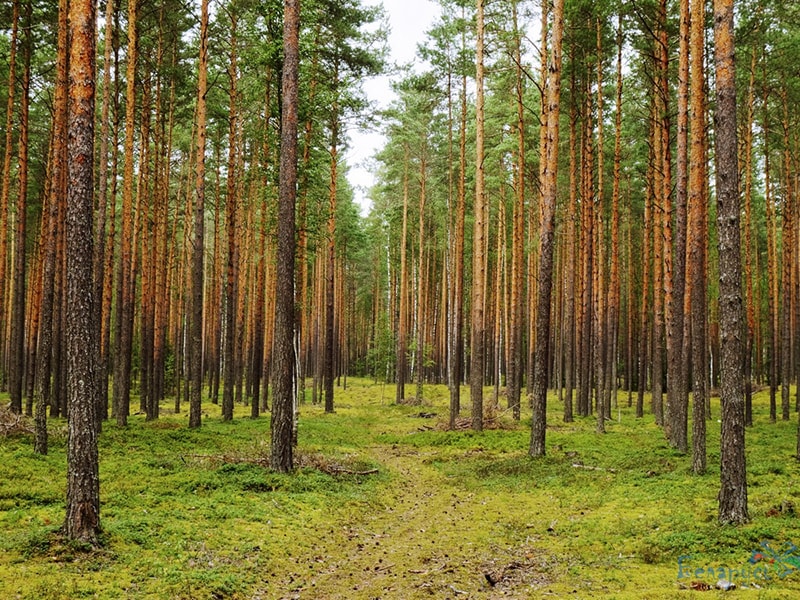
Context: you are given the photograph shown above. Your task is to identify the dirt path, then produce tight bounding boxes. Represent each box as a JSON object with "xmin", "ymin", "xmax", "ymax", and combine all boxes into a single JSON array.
[{"xmin": 261, "ymin": 444, "xmax": 553, "ymax": 600}]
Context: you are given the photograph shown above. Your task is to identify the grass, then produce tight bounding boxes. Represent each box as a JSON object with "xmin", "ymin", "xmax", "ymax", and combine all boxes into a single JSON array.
[{"xmin": 2, "ymin": 381, "xmax": 800, "ymax": 598}]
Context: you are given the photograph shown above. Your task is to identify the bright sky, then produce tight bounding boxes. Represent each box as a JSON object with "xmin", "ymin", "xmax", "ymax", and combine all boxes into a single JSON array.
[{"xmin": 346, "ymin": 0, "xmax": 440, "ymax": 215}]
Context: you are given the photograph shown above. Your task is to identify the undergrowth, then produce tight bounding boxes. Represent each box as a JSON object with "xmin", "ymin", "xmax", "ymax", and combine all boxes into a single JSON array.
[{"xmin": 1, "ymin": 382, "xmax": 800, "ymax": 598}]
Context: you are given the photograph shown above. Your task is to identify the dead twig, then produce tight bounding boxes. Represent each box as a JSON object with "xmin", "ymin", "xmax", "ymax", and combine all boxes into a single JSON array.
[
  {"xmin": 328, "ymin": 467, "xmax": 379, "ymax": 476},
  {"xmin": 0, "ymin": 407, "xmax": 34, "ymax": 437}
]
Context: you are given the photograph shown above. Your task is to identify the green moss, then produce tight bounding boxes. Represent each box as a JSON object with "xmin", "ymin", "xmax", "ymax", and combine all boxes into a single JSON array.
[{"xmin": 3, "ymin": 384, "xmax": 800, "ymax": 598}]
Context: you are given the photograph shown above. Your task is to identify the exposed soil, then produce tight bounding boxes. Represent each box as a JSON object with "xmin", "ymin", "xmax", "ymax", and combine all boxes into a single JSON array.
[{"xmin": 256, "ymin": 444, "xmax": 555, "ymax": 600}]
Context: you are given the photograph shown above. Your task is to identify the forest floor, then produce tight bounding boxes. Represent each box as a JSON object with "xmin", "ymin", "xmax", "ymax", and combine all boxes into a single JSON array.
[{"xmin": 3, "ymin": 380, "xmax": 800, "ymax": 599}]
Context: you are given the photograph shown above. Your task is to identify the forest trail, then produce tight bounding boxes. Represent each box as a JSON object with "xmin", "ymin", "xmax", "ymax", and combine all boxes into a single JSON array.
[{"xmin": 262, "ymin": 441, "xmax": 554, "ymax": 599}]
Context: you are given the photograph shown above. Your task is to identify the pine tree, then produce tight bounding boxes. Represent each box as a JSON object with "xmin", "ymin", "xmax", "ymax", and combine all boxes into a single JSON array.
[
  {"xmin": 272, "ymin": 0, "xmax": 300, "ymax": 473},
  {"xmin": 530, "ymin": 0, "xmax": 564, "ymax": 457},
  {"xmin": 714, "ymin": 0, "xmax": 748, "ymax": 525},
  {"xmin": 64, "ymin": 0, "xmax": 101, "ymax": 544}
]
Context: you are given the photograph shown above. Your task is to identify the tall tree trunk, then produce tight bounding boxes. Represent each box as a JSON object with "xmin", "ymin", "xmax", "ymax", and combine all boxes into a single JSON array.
[
  {"xmin": 470, "ymin": 0, "xmax": 488, "ymax": 431},
  {"xmin": 668, "ymin": 0, "xmax": 690, "ymax": 452},
  {"xmin": 689, "ymin": 0, "xmax": 707, "ymax": 474},
  {"xmin": 563, "ymin": 87, "xmax": 578, "ymax": 423},
  {"xmin": 250, "ymin": 85, "xmax": 271, "ymax": 418},
  {"xmin": 222, "ymin": 9, "xmax": 240, "ymax": 422},
  {"xmin": 151, "ymin": 35, "xmax": 177, "ymax": 415},
  {"xmin": 626, "ymin": 196, "xmax": 634, "ymax": 405},
  {"xmin": 396, "ymin": 147, "xmax": 410, "ymax": 405},
  {"xmin": 312, "ymin": 254, "xmax": 323, "ymax": 405},
  {"xmin": 174, "ymin": 148, "xmax": 194, "ymax": 413},
  {"xmin": 415, "ymin": 152, "xmax": 428, "ymax": 403},
  {"xmin": 529, "ymin": 0, "xmax": 564, "ymax": 457},
  {"xmin": 636, "ymin": 160, "xmax": 652, "ymax": 419},
  {"xmin": 8, "ymin": 0, "xmax": 29, "ymax": 417},
  {"xmin": 189, "ymin": 0, "xmax": 209, "ymax": 428},
  {"xmin": 35, "ymin": 0, "xmax": 70, "ymax": 449},
  {"xmin": 764, "ymin": 79, "xmax": 778, "ymax": 423},
  {"xmin": 100, "ymin": 17, "xmax": 121, "ymax": 419},
  {"xmin": 652, "ymin": 0, "xmax": 670, "ymax": 428},
  {"xmin": 93, "ymin": 0, "xmax": 115, "ymax": 425},
  {"xmin": 608, "ymin": 14, "xmax": 624, "ymax": 417},
  {"xmin": 493, "ymin": 187, "xmax": 507, "ymax": 413},
  {"xmin": 651, "ymin": 100, "xmax": 665, "ymax": 427},
  {"xmin": 448, "ymin": 59, "xmax": 467, "ymax": 428},
  {"xmin": 594, "ymin": 19, "xmax": 606, "ymax": 434},
  {"xmin": 234, "ymin": 172, "xmax": 248, "ymax": 409},
  {"xmin": 137, "ymin": 77, "xmax": 154, "ymax": 418},
  {"xmin": 53, "ymin": 228, "xmax": 67, "ymax": 418},
  {"xmin": 529, "ymin": 0, "xmax": 549, "ymax": 404},
  {"xmin": 271, "ymin": 0, "xmax": 300, "ymax": 473},
  {"xmin": 781, "ymin": 90, "xmax": 793, "ymax": 422},
  {"xmin": 0, "ymin": 0, "xmax": 19, "ymax": 396},
  {"xmin": 251, "ymin": 172, "xmax": 268, "ymax": 418},
  {"xmin": 507, "ymin": 0, "xmax": 525, "ymax": 421},
  {"xmin": 742, "ymin": 47, "xmax": 758, "ymax": 427},
  {"xmin": 714, "ymin": 0, "xmax": 748, "ymax": 525},
  {"xmin": 113, "ymin": 0, "xmax": 137, "ymax": 427},
  {"xmin": 25, "ymin": 224, "xmax": 42, "ymax": 416},
  {"xmin": 324, "ymin": 69, "xmax": 339, "ymax": 414},
  {"xmin": 297, "ymin": 43, "xmax": 318, "ymax": 408},
  {"xmin": 578, "ymin": 91, "xmax": 594, "ymax": 419},
  {"xmin": 208, "ymin": 141, "xmax": 222, "ymax": 406},
  {"xmin": 65, "ymin": 0, "xmax": 101, "ymax": 544}
]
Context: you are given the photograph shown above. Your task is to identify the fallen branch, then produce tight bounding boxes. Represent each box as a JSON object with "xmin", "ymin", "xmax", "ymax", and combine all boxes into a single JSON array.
[
  {"xmin": 0, "ymin": 407, "xmax": 34, "ymax": 437},
  {"xmin": 328, "ymin": 467, "xmax": 379, "ymax": 476},
  {"xmin": 414, "ymin": 412, "xmax": 437, "ymax": 418}
]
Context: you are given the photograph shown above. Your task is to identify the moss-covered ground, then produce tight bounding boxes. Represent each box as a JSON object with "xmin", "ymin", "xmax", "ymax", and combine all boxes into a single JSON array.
[{"xmin": 2, "ymin": 381, "xmax": 800, "ymax": 599}]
